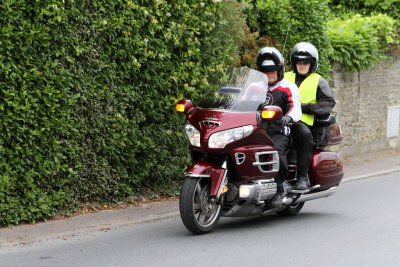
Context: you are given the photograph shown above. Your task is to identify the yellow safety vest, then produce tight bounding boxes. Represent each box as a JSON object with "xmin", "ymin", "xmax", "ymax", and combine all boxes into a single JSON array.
[{"xmin": 284, "ymin": 71, "xmax": 320, "ymax": 126}]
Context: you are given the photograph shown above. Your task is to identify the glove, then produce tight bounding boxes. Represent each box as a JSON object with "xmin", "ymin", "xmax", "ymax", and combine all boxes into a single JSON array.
[
  {"xmin": 301, "ymin": 103, "xmax": 310, "ymax": 113},
  {"xmin": 280, "ymin": 115, "xmax": 293, "ymax": 126}
]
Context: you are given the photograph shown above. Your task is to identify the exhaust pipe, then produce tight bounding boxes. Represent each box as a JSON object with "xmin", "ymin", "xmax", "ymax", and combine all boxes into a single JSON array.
[{"xmin": 283, "ymin": 187, "xmax": 336, "ymax": 205}]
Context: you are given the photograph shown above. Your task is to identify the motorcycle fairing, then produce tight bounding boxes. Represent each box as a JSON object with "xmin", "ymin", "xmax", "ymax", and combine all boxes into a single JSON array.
[
  {"xmin": 230, "ymin": 145, "xmax": 278, "ymax": 183},
  {"xmin": 188, "ymin": 109, "xmax": 258, "ymax": 140},
  {"xmin": 185, "ymin": 161, "xmax": 226, "ymax": 197}
]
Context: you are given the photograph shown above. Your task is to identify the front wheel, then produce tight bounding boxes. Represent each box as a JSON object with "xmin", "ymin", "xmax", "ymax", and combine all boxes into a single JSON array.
[
  {"xmin": 179, "ymin": 177, "xmax": 222, "ymax": 235},
  {"xmin": 276, "ymin": 202, "xmax": 305, "ymax": 216}
]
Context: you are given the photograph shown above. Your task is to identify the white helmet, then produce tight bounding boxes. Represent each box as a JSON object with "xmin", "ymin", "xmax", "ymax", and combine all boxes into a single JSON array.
[
  {"xmin": 256, "ymin": 47, "xmax": 285, "ymax": 83},
  {"xmin": 290, "ymin": 42, "xmax": 319, "ymax": 73}
]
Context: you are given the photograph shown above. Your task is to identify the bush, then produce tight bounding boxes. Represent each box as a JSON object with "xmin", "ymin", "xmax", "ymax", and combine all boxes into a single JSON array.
[
  {"xmin": 329, "ymin": 0, "xmax": 400, "ymax": 21},
  {"xmin": 0, "ymin": 1, "xmax": 78, "ymax": 225},
  {"xmin": 0, "ymin": 0, "xmax": 235, "ymax": 226},
  {"xmin": 327, "ymin": 14, "xmax": 397, "ymax": 71},
  {"xmin": 243, "ymin": 0, "xmax": 333, "ymax": 77}
]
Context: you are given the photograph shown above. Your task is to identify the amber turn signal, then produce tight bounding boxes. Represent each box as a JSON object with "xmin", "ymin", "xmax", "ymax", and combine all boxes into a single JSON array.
[
  {"xmin": 261, "ymin": 110, "xmax": 276, "ymax": 119},
  {"xmin": 176, "ymin": 99, "xmax": 195, "ymax": 115},
  {"xmin": 176, "ymin": 103, "xmax": 185, "ymax": 113}
]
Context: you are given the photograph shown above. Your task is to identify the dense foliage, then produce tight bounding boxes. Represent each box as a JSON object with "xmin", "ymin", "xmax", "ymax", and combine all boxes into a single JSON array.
[
  {"xmin": 328, "ymin": 14, "xmax": 397, "ymax": 71},
  {"xmin": 329, "ymin": 0, "xmax": 400, "ymax": 20},
  {"xmin": 0, "ymin": 0, "xmax": 235, "ymax": 226},
  {"xmin": 241, "ymin": 0, "xmax": 333, "ymax": 76},
  {"xmin": 327, "ymin": 0, "xmax": 400, "ymax": 71},
  {"xmin": 240, "ymin": 0, "xmax": 399, "ymax": 74}
]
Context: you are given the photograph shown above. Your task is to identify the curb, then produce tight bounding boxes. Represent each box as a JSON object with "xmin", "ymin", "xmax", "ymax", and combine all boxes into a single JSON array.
[
  {"xmin": 1, "ymin": 165, "xmax": 399, "ymax": 249},
  {"xmin": 342, "ymin": 167, "xmax": 400, "ymax": 183}
]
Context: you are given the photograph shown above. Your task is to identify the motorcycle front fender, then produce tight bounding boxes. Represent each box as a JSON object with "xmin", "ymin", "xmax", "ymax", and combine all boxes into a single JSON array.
[{"xmin": 184, "ymin": 161, "xmax": 227, "ymax": 197}]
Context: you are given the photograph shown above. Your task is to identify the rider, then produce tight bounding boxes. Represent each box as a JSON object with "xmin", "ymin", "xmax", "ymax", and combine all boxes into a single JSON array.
[
  {"xmin": 284, "ymin": 42, "xmax": 336, "ymax": 190},
  {"xmin": 256, "ymin": 47, "xmax": 302, "ymax": 206}
]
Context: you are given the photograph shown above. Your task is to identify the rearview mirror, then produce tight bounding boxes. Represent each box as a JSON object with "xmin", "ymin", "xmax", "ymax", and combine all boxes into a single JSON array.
[
  {"xmin": 261, "ymin": 105, "xmax": 283, "ymax": 120},
  {"xmin": 176, "ymin": 99, "xmax": 195, "ymax": 115}
]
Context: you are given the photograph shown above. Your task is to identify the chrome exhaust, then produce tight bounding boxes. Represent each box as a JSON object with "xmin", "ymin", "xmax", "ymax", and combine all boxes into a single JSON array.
[
  {"xmin": 294, "ymin": 187, "xmax": 336, "ymax": 204},
  {"xmin": 283, "ymin": 187, "xmax": 336, "ymax": 205}
]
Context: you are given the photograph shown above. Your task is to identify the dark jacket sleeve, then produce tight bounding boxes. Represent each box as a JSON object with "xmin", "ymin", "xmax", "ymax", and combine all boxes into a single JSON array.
[{"xmin": 301, "ymin": 77, "xmax": 336, "ymax": 116}]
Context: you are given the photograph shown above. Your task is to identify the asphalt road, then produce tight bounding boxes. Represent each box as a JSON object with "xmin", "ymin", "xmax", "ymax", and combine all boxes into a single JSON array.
[{"xmin": 1, "ymin": 172, "xmax": 400, "ymax": 267}]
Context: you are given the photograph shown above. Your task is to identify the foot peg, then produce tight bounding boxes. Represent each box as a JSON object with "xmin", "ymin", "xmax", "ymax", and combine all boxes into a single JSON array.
[
  {"xmin": 290, "ymin": 188, "xmax": 310, "ymax": 194},
  {"xmin": 294, "ymin": 176, "xmax": 310, "ymax": 190},
  {"xmin": 289, "ymin": 185, "xmax": 321, "ymax": 194}
]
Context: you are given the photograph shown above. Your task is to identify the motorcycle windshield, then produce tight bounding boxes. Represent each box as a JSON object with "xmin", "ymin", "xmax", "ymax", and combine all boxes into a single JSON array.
[{"xmin": 198, "ymin": 67, "xmax": 269, "ymax": 112}]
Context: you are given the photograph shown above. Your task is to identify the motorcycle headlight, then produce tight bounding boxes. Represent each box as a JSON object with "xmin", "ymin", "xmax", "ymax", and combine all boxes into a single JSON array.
[
  {"xmin": 209, "ymin": 125, "xmax": 253, "ymax": 149},
  {"xmin": 185, "ymin": 124, "xmax": 201, "ymax": 147}
]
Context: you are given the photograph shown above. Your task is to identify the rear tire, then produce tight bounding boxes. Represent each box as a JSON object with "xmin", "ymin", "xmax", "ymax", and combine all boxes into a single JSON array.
[
  {"xmin": 179, "ymin": 177, "xmax": 222, "ymax": 235},
  {"xmin": 277, "ymin": 202, "xmax": 304, "ymax": 216}
]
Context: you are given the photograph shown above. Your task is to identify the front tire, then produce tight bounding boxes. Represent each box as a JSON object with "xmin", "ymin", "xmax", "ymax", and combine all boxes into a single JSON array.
[
  {"xmin": 277, "ymin": 202, "xmax": 304, "ymax": 216},
  {"xmin": 179, "ymin": 177, "xmax": 222, "ymax": 235}
]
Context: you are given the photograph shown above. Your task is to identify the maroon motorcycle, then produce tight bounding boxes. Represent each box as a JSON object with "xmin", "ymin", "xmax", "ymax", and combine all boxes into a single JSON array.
[{"xmin": 176, "ymin": 67, "xmax": 343, "ymax": 234}]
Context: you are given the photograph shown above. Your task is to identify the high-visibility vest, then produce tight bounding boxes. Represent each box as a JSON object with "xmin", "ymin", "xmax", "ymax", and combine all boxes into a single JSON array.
[{"xmin": 284, "ymin": 71, "xmax": 320, "ymax": 126}]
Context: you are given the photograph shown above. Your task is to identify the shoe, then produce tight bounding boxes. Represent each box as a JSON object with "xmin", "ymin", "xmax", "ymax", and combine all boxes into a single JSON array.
[
  {"xmin": 270, "ymin": 193, "xmax": 283, "ymax": 207},
  {"xmin": 294, "ymin": 175, "xmax": 310, "ymax": 190}
]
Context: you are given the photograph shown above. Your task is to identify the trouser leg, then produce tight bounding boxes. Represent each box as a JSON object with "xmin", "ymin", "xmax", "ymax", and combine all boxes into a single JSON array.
[
  {"xmin": 292, "ymin": 122, "xmax": 313, "ymax": 177},
  {"xmin": 269, "ymin": 134, "xmax": 290, "ymax": 185}
]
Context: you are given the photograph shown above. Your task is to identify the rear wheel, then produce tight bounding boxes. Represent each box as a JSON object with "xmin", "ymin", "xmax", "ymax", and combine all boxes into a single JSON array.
[
  {"xmin": 277, "ymin": 202, "xmax": 304, "ymax": 216},
  {"xmin": 179, "ymin": 177, "xmax": 222, "ymax": 235}
]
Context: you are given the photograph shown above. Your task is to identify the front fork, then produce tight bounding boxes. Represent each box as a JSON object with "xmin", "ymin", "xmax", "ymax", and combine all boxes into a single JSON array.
[{"xmin": 184, "ymin": 160, "xmax": 228, "ymax": 202}]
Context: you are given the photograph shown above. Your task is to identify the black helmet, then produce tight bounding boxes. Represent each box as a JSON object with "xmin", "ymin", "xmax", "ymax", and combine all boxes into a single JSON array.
[
  {"xmin": 256, "ymin": 47, "xmax": 285, "ymax": 83},
  {"xmin": 290, "ymin": 42, "xmax": 319, "ymax": 73}
]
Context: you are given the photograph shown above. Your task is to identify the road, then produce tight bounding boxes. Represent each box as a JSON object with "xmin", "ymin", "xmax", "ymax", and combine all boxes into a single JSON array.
[{"xmin": 1, "ymin": 172, "xmax": 400, "ymax": 267}]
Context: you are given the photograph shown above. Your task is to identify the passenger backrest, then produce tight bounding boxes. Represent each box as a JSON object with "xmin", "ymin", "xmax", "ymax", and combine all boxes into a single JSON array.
[{"xmin": 312, "ymin": 113, "xmax": 339, "ymax": 148}]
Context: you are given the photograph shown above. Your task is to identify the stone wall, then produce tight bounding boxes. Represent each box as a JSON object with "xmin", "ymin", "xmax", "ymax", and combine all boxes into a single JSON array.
[{"xmin": 330, "ymin": 58, "xmax": 400, "ymax": 159}]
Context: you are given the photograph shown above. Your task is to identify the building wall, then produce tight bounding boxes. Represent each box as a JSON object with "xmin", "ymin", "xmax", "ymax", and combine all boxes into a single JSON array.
[{"xmin": 329, "ymin": 58, "xmax": 400, "ymax": 159}]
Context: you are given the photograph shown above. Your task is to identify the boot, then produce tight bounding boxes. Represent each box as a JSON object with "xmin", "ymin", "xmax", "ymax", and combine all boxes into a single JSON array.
[
  {"xmin": 294, "ymin": 175, "xmax": 310, "ymax": 190},
  {"xmin": 270, "ymin": 194, "xmax": 283, "ymax": 207},
  {"xmin": 270, "ymin": 184, "xmax": 284, "ymax": 207}
]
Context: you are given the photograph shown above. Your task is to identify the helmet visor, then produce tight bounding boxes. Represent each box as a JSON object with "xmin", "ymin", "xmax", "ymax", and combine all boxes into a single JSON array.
[
  {"xmin": 293, "ymin": 54, "xmax": 313, "ymax": 64},
  {"xmin": 259, "ymin": 59, "xmax": 278, "ymax": 73}
]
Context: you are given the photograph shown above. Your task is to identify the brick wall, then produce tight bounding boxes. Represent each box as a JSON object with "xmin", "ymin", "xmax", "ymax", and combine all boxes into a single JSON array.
[{"xmin": 330, "ymin": 58, "xmax": 400, "ymax": 159}]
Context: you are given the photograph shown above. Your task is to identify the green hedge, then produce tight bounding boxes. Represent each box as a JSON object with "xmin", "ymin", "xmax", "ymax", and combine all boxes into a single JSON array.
[
  {"xmin": 329, "ymin": 0, "xmax": 400, "ymax": 21},
  {"xmin": 243, "ymin": 0, "xmax": 333, "ymax": 76},
  {"xmin": 327, "ymin": 14, "xmax": 397, "ymax": 71},
  {"xmin": 328, "ymin": 1, "xmax": 400, "ymax": 72},
  {"xmin": 241, "ymin": 0, "xmax": 399, "ymax": 75},
  {"xmin": 0, "ymin": 0, "xmax": 235, "ymax": 226}
]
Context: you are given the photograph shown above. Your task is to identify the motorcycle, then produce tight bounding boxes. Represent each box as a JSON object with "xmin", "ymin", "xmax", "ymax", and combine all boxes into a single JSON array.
[{"xmin": 176, "ymin": 67, "xmax": 343, "ymax": 234}]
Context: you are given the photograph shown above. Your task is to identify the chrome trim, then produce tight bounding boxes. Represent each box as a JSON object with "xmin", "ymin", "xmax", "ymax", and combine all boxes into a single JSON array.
[
  {"xmin": 239, "ymin": 179, "xmax": 277, "ymax": 204},
  {"xmin": 184, "ymin": 172, "xmax": 210, "ymax": 178},
  {"xmin": 216, "ymin": 161, "xmax": 228, "ymax": 199},
  {"xmin": 255, "ymin": 180, "xmax": 277, "ymax": 204},
  {"xmin": 282, "ymin": 187, "xmax": 336, "ymax": 205},
  {"xmin": 290, "ymin": 184, "xmax": 321, "ymax": 194},
  {"xmin": 235, "ymin": 152, "xmax": 246, "ymax": 165},
  {"xmin": 252, "ymin": 151, "xmax": 279, "ymax": 173},
  {"xmin": 199, "ymin": 120, "xmax": 221, "ymax": 126}
]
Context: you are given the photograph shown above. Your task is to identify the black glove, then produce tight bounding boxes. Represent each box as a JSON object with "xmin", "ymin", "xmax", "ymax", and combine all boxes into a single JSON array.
[
  {"xmin": 280, "ymin": 115, "xmax": 293, "ymax": 126},
  {"xmin": 301, "ymin": 103, "xmax": 310, "ymax": 113}
]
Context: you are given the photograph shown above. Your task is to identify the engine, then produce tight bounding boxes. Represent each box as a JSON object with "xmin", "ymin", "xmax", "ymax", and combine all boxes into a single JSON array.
[{"xmin": 238, "ymin": 179, "xmax": 277, "ymax": 204}]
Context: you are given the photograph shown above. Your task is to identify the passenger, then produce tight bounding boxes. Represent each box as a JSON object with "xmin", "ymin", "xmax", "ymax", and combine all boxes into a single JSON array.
[
  {"xmin": 256, "ymin": 47, "xmax": 302, "ymax": 206},
  {"xmin": 284, "ymin": 42, "xmax": 336, "ymax": 190}
]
